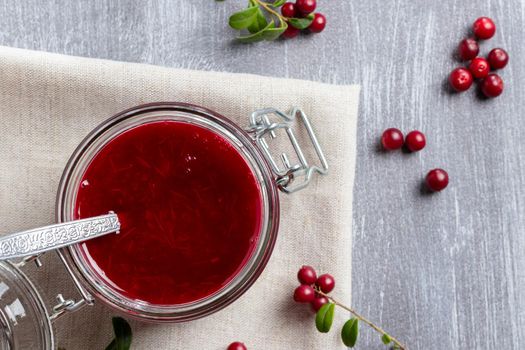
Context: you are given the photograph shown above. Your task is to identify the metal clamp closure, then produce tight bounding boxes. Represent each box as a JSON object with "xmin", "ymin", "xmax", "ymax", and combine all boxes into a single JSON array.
[
  {"xmin": 17, "ymin": 250, "xmax": 95, "ymax": 322},
  {"xmin": 247, "ymin": 107, "xmax": 328, "ymax": 194},
  {"xmin": 10, "ymin": 213, "xmax": 120, "ymax": 322}
]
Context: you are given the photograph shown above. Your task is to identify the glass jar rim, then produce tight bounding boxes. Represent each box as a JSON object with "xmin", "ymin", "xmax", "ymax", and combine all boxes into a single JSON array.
[{"xmin": 56, "ymin": 102, "xmax": 280, "ymax": 322}]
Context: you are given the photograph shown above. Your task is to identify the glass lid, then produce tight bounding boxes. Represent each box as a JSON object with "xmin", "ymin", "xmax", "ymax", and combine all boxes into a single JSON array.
[{"xmin": 0, "ymin": 261, "xmax": 53, "ymax": 350}]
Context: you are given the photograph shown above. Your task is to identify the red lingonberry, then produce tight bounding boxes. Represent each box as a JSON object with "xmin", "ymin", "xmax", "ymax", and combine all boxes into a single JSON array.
[
  {"xmin": 405, "ymin": 130, "xmax": 426, "ymax": 152},
  {"xmin": 297, "ymin": 265, "xmax": 317, "ymax": 285},
  {"xmin": 282, "ymin": 26, "xmax": 300, "ymax": 39},
  {"xmin": 316, "ymin": 274, "xmax": 335, "ymax": 293},
  {"xmin": 293, "ymin": 285, "xmax": 316, "ymax": 303},
  {"xmin": 281, "ymin": 2, "xmax": 296, "ymax": 18},
  {"xmin": 473, "ymin": 17, "xmax": 496, "ymax": 40},
  {"xmin": 481, "ymin": 73, "xmax": 504, "ymax": 98},
  {"xmin": 296, "ymin": 0, "xmax": 316, "ymax": 16},
  {"xmin": 458, "ymin": 38, "xmax": 479, "ymax": 61},
  {"xmin": 449, "ymin": 67, "xmax": 473, "ymax": 92},
  {"xmin": 311, "ymin": 296, "xmax": 329, "ymax": 312},
  {"xmin": 227, "ymin": 342, "xmax": 247, "ymax": 350},
  {"xmin": 487, "ymin": 48, "xmax": 509, "ymax": 70},
  {"xmin": 309, "ymin": 13, "xmax": 326, "ymax": 33},
  {"xmin": 468, "ymin": 57, "xmax": 490, "ymax": 79},
  {"xmin": 381, "ymin": 128, "xmax": 404, "ymax": 150},
  {"xmin": 426, "ymin": 169, "xmax": 449, "ymax": 191}
]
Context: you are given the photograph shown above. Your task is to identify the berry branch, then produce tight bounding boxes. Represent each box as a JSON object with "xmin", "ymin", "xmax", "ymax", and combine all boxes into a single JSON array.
[
  {"xmin": 227, "ymin": 0, "xmax": 326, "ymax": 42},
  {"xmin": 315, "ymin": 289, "xmax": 406, "ymax": 350},
  {"xmin": 293, "ymin": 266, "xmax": 407, "ymax": 349}
]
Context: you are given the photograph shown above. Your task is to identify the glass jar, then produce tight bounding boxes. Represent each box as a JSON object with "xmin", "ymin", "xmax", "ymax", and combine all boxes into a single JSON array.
[
  {"xmin": 0, "ymin": 261, "xmax": 54, "ymax": 349},
  {"xmin": 57, "ymin": 102, "xmax": 283, "ymax": 322},
  {"xmin": 0, "ymin": 102, "xmax": 327, "ymax": 347}
]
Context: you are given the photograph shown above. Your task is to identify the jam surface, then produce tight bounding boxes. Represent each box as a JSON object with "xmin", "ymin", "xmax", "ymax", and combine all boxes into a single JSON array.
[{"xmin": 75, "ymin": 121, "xmax": 263, "ymax": 305}]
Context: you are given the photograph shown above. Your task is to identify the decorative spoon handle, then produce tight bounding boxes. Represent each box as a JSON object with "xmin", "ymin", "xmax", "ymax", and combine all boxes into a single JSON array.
[{"xmin": 0, "ymin": 212, "xmax": 120, "ymax": 261}]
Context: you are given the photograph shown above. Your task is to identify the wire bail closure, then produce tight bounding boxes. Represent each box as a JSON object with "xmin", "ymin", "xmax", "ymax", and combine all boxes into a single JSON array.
[
  {"xmin": 247, "ymin": 107, "xmax": 328, "ymax": 194},
  {"xmin": 5, "ymin": 213, "xmax": 121, "ymax": 322}
]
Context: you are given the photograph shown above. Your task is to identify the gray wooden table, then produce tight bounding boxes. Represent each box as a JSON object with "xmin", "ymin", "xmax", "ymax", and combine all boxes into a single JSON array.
[{"xmin": 1, "ymin": 0, "xmax": 524, "ymax": 349}]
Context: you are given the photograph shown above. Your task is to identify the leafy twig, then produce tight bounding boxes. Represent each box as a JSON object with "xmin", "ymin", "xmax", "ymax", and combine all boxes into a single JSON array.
[
  {"xmin": 227, "ymin": 0, "xmax": 314, "ymax": 42},
  {"xmin": 315, "ymin": 289, "xmax": 406, "ymax": 350}
]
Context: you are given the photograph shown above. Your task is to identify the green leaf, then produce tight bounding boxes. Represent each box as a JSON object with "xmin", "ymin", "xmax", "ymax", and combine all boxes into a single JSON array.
[
  {"xmin": 315, "ymin": 302, "xmax": 335, "ymax": 333},
  {"xmin": 382, "ymin": 333, "xmax": 392, "ymax": 345},
  {"xmin": 272, "ymin": 0, "xmax": 286, "ymax": 6},
  {"xmin": 288, "ymin": 14, "xmax": 314, "ymax": 29},
  {"xmin": 229, "ymin": 6, "xmax": 259, "ymax": 30},
  {"xmin": 247, "ymin": 8, "xmax": 268, "ymax": 33},
  {"xmin": 341, "ymin": 318, "xmax": 359, "ymax": 347},
  {"xmin": 112, "ymin": 317, "xmax": 132, "ymax": 350},
  {"xmin": 262, "ymin": 23, "xmax": 287, "ymax": 41},
  {"xmin": 238, "ymin": 20, "xmax": 273, "ymax": 43},
  {"xmin": 237, "ymin": 20, "xmax": 286, "ymax": 43},
  {"xmin": 105, "ymin": 339, "xmax": 117, "ymax": 350}
]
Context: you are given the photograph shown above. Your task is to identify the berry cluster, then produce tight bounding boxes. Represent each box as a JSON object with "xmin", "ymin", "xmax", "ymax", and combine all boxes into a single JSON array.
[
  {"xmin": 293, "ymin": 266, "xmax": 335, "ymax": 311},
  {"xmin": 450, "ymin": 17, "xmax": 509, "ymax": 98},
  {"xmin": 281, "ymin": 0, "xmax": 326, "ymax": 39},
  {"xmin": 381, "ymin": 129, "xmax": 426, "ymax": 152},
  {"xmin": 227, "ymin": 0, "xmax": 326, "ymax": 43},
  {"xmin": 225, "ymin": 267, "xmax": 336, "ymax": 350},
  {"xmin": 381, "ymin": 129, "xmax": 449, "ymax": 192}
]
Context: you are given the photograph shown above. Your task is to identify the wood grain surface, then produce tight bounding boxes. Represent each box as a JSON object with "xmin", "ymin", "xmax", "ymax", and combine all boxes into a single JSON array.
[{"xmin": 0, "ymin": 0, "xmax": 524, "ymax": 349}]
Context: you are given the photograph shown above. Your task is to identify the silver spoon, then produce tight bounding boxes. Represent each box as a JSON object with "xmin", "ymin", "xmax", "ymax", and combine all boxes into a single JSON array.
[{"xmin": 0, "ymin": 212, "xmax": 120, "ymax": 261}]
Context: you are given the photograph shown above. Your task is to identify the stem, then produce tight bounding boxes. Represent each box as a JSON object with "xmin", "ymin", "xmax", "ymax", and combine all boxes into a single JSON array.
[
  {"xmin": 252, "ymin": 0, "xmax": 286, "ymax": 25},
  {"xmin": 316, "ymin": 290, "xmax": 407, "ymax": 350}
]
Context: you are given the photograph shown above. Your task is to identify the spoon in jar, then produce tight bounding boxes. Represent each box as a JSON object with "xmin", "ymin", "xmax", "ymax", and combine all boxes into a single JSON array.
[{"xmin": 0, "ymin": 212, "xmax": 120, "ymax": 261}]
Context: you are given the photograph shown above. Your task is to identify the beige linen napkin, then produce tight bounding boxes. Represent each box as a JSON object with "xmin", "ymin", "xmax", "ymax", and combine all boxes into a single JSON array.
[{"xmin": 0, "ymin": 46, "xmax": 359, "ymax": 349}]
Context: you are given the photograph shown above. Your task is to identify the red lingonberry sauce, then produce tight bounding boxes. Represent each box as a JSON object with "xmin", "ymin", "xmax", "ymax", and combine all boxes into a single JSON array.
[{"xmin": 75, "ymin": 121, "xmax": 263, "ymax": 305}]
